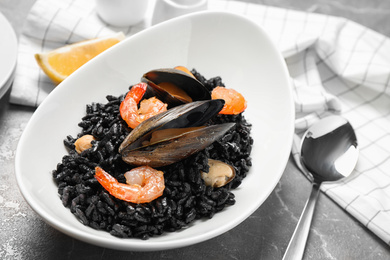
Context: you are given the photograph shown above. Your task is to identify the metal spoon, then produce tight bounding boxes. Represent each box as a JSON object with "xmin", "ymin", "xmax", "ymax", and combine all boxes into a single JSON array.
[{"xmin": 283, "ymin": 115, "xmax": 359, "ymax": 260}]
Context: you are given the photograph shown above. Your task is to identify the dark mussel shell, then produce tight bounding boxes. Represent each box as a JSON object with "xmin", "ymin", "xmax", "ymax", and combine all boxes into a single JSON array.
[
  {"xmin": 119, "ymin": 99, "xmax": 225, "ymax": 152},
  {"xmin": 119, "ymin": 99, "xmax": 235, "ymax": 167},
  {"xmin": 142, "ymin": 68, "xmax": 211, "ymax": 107},
  {"xmin": 121, "ymin": 123, "xmax": 235, "ymax": 167}
]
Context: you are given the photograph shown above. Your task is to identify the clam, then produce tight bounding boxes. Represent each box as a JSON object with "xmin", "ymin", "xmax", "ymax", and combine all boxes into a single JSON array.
[
  {"xmin": 142, "ymin": 68, "xmax": 211, "ymax": 107},
  {"xmin": 119, "ymin": 99, "xmax": 235, "ymax": 167}
]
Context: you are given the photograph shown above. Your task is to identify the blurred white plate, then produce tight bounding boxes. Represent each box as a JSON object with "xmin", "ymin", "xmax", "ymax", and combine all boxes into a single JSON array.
[
  {"xmin": 0, "ymin": 11, "xmax": 17, "ymax": 99},
  {"xmin": 15, "ymin": 11, "xmax": 294, "ymax": 251}
]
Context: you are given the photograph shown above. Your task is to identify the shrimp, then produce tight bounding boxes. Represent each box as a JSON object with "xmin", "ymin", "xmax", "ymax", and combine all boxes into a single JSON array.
[
  {"xmin": 211, "ymin": 86, "xmax": 247, "ymax": 115},
  {"xmin": 94, "ymin": 166, "xmax": 165, "ymax": 204},
  {"xmin": 174, "ymin": 65, "xmax": 195, "ymax": 78},
  {"xmin": 120, "ymin": 82, "xmax": 168, "ymax": 129}
]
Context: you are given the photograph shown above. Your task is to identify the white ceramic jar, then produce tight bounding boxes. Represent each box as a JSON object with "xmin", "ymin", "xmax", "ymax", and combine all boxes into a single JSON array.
[
  {"xmin": 95, "ymin": 0, "xmax": 150, "ymax": 27},
  {"xmin": 152, "ymin": 0, "xmax": 208, "ymax": 25}
]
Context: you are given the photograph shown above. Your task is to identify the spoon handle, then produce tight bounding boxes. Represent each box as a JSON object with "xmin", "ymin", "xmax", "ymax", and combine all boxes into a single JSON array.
[{"xmin": 282, "ymin": 183, "xmax": 321, "ymax": 260}]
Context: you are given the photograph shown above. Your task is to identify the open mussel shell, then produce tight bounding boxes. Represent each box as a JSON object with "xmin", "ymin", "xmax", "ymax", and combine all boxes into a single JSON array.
[
  {"xmin": 119, "ymin": 99, "xmax": 225, "ymax": 153},
  {"xmin": 142, "ymin": 68, "xmax": 211, "ymax": 107},
  {"xmin": 121, "ymin": 123, "xmax": 235, "ymax": 167},
  {"xmin": 119, "ymin": 99, "xmax": 235, "ymax": 167}
]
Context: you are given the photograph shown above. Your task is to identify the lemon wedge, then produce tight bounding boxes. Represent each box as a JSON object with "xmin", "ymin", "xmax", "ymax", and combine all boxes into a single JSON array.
[{"xmin": 35, "ymin": 32, "xmax": 125, "ymax": 84}]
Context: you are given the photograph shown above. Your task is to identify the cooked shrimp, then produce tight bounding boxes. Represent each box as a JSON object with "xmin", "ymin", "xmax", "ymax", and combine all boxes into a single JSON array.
[
  {"xmin": 120, "ymin": 82, "xmax": 168, "ymax": 129},
  {"xmin": 174, "ymin": 65, "xmax": 195, "ymax": 78},
  {"xmin": 211, "ymin": 86, "xmax": 247, "ymax": 115},
  {"xmin": 95, "ymin": 166, "xmax": 165, "ymax": 204}
]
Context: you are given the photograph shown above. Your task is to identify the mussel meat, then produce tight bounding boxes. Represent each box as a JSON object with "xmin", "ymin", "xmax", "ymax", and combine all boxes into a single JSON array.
[
  {"xmin": 201, "ymin": 159, "xmax": 236, "ymax": 188},
  {"xmin": 119, "ymin": 99, "xmax": 235, "ymax": 167},
  {"xmin": 142, "ymin": 68, "xmax": 211, "ymax": 107}
]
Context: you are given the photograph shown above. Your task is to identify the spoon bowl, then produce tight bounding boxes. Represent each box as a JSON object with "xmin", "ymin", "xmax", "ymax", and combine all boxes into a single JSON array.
[
  {"xmin": 301, "ymin": 115, "xmax": 358, "ymax": 182},
  {"xmin": 283, "ymin": 115, "xmax": 358, "ymax": 260}
]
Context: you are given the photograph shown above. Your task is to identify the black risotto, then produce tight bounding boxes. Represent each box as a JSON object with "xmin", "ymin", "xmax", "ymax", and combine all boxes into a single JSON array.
[{"xmin": 52, "ymin": 69, "xmax": 253, "ymax": 239}]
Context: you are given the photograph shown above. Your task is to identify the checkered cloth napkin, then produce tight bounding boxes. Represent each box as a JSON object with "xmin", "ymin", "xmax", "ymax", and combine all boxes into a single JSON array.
[{"xmin": 11, "ymin": 0, "xmax": 390, "ymax": 244}]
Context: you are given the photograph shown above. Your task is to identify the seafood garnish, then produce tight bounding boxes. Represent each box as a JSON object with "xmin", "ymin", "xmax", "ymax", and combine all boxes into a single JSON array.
[
  {"xmin": 120, "ymin": 82, "xmax": 168, "ymax": 129},
  {"xmin": 53, "ymin": 66, "xmax": 253, "ymax": 239},
  {"xmin": 174, "ymin": 66, "xmax": 196, "ymax": 78},
  {"xmin": 74, "ymin": 134, "xmax": 96, "ymax": 154},
  {"xmin": 142, "ymin": 68, "xmax": 211, "ymax": 107},
  {"xmin": 201, "ymin": 159, "xmax": 236, "ymax": 188},
  {"xmin": 94, "ymin": 166, "xmax": 165, "ymax": 204},
  {"xmin": 119, "ymin": 99, "xmax": 235, "ymax": 167},
  {"xmin": 211, "ymin": 86, "xmax": 247, "ymax": 115}
]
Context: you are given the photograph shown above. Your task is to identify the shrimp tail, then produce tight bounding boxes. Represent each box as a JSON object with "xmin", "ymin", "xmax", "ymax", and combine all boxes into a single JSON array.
[
  {"xmin": 95, "ymin": 167, "xmax": 140, "ymax": 202},
  {"xmin": 120, "ymin": 83, "xmax": 147, "ymax": 129},
  {"xmin": 94, "ymin": 166, "xmax": 165, "ymax": 204},
  {"xmin": 128, "ymin": 83, "xmax": 147, "ymax": 104},
  {"xmin": 95, "ymin": 167, "xmax": 116, "ymax": 189},
  {"xmin": 119, "ymin": 82, "xmax": 168, "ymax": 129}
]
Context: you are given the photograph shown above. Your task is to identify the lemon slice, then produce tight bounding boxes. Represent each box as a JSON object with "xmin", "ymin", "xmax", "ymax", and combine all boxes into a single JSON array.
[{"xmin": 35, "ymin": 32, "xmax": 125, "ymax": 84}]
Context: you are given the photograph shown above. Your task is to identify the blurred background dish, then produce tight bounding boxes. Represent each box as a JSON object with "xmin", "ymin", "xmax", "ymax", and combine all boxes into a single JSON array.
[
  {"xmin": 152, "ymin": 0, "xmax": 208, "ymax": 25},
  {"xmin": 0, "ymin": 11, "xmax": 17, "ymax": 100},
  {"xmin": 95, "ymin": 0, "xmax": 151, "ymax": 27}
]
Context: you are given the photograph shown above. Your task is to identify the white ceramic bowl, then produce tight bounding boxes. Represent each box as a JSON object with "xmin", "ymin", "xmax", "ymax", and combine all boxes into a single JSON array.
[{"xmin": 15, "ymin": 11, "xmax": 294, "ymax": 251}]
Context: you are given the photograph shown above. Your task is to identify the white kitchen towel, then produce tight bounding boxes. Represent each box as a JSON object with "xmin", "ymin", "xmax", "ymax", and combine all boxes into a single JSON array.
[{"xmin": 11, "ymin": 0, "xmax": 390, "ymax": 245}]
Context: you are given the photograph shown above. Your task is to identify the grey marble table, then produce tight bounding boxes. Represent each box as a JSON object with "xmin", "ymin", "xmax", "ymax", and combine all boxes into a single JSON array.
[{"xmin": 1, "ymin": 0, "xmax": 390, "ymax": 259}]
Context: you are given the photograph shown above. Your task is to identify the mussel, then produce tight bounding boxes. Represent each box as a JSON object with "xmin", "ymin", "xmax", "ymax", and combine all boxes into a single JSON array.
[
  {"xmin": 119, "ymin": 99, "xmax": 235, "ymax": 167},
  {"xmin": 142, "ymin": 68, "xmax": 211, "ymax": 107},
  {"xmin": 201, "ymin": 159, "xmax": 236, "ymax": 188}
]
